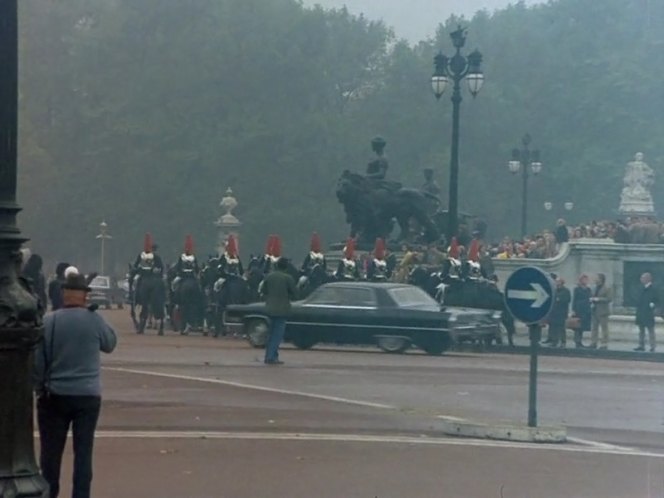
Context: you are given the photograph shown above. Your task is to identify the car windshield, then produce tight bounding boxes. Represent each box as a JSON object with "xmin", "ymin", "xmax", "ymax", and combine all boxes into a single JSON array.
[
  {"xmin": 90, "ymin": 276, "xmax": 110, "ymax": 288},
  {"xmin": 388, "ymin": 286, "xmax": 438, "ymax": 307}
]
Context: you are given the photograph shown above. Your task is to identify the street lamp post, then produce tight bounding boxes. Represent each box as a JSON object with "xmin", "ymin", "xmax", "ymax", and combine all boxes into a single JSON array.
[
  {"xmin": 96, "ymin": 221, "xmax": 113, "ymax": 275},
  {"xmin": 508, "ymin": 134, "xmax": 543, "ymax": 238},
  {"xmin": 0, "ymin": 2, "xmax": 49, "ymax": 496},
  {"xmin": 432, "ymin": 25, "xmax": 484, "ymax": 242}
]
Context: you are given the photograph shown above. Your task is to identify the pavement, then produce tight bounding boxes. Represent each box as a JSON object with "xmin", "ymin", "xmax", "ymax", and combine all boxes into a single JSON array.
[{"xmin": 47, "ymin": 311, "xmax": 664, "ymax": 498}]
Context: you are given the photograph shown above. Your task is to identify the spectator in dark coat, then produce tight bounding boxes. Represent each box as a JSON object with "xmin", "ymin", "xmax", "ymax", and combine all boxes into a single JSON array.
[
  {"xmin": 572, "ymin": 274, "xmax": 592, "ymax": 348},
  {"xmin": 262, "ymin": 257, "xmax": 297, "ymax": 365},
  {"xmin": 635, "ymin": 272, "xmax": 657, "ymax": 352},
  {"xmin": 48, "ymin": 262, "xmax": 70, "ymax": 311},
  {"xmin": 22, "ymin": 253, "xmax": 47, "ymax": 313},
  {"xmin": 554, "ymin": 219, "xmax": 569, "ymax": 244},
  {"xmin": 545, "ymin": 276, "xmax": 571, "ymax": 347}
]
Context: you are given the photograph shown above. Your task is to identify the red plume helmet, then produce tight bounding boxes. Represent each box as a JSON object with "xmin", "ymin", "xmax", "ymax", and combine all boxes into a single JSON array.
[
  {"xmin": 344, "ymin": 238, "xmax": 355, "ymax": 260},
  {"xmin": 468, "ymin": 239, "xmax": 481, "ymax": 262},
  {"xmin": 272, "ymin": 235, "xmax": 282, "ymax": 257},
  {"xmin": 310, "ymin": 232, "xmax": 322, "ymax": 253},
  {"xmin": 374, "ymin": 238, "xmax": 386, "ymax": 260},
  {"xmin": 448, "ymin": 237, "xmax": 459, "ymax": 259},
  {"xmin": 226, "ymin": 234, "xmax": 238, "ymax": 258},
  {"xmin": 184, "ymin": 234, "xmax": 194, "ymax": 255},
  {"xmin": 143, "ymin": 233, "xmax": 153, "ymax": 253},
  {"xmin": 265, "ymin": 235, "xmax": 275, "ymax": 256}
]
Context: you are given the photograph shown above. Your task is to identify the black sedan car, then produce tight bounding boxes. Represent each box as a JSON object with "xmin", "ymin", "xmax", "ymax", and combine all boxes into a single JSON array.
[{"xmin": 223, "ymin": 282, "xmax": 500, "ymax": 355}]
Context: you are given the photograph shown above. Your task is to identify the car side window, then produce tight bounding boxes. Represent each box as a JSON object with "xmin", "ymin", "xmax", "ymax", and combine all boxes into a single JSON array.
[
  {"xmin": 306, "ymin": 288, "xmax": 340, "ymax": 305},
  {"xmin": 337, "ymin": 287, "xmax": 376, "ymax": 307}
]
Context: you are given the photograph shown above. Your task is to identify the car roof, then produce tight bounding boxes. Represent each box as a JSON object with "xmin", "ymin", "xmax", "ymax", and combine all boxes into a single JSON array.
[{"xmin": 321, "ymin": 282, "xmax": 412, "ymax": 290}]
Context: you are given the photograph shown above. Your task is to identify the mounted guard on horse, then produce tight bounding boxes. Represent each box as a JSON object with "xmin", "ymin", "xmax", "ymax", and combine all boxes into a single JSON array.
[
  {"xmin": 130, "ymin": 233, "xmax": 166, "ymax": 335},
  {"xmin": 335, "ymin": 238, "xmax": 360, "ymax": 281},
  {"xmin": 171, "ymin": 235, "xmax": 204, "ymax": 335},
  {"xmin": 211, "ymin": 234, "xmax": 250, "ymax": 336},
  {"xmin": 298, "ymin": 232, "xmax": 330, "ymax": 297},
  {"xmin": 366, "ymin": 238, "xmax": 397, "ymax": 282}
]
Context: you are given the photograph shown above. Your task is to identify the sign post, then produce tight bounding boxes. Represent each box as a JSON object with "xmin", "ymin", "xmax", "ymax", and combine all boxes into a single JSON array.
[{"xmin": 504, "ymin": 267, "xmax": 556, "ymax": 428}]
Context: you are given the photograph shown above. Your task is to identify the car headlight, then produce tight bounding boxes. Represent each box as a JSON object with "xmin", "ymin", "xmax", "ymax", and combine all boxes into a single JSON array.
[
  {"xmin": 491, "ymin": 311, "xmax": 502, "ymax": 320},
  {"xmin": 448, "ymin": 316, "xmax": 458, "ymax": 323}
]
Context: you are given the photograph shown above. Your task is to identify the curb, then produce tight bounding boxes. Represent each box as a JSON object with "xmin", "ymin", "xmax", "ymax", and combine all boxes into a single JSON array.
[
  {"xmin": 438, "ymin": 416, "xmax": 567, "ymax": 444},
  {"xmin": 452, "ymin": 344, "xmax": 664, "ymax": 363}
]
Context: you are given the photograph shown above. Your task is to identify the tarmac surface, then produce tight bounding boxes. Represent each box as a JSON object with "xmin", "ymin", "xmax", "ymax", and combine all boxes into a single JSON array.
[{"xmin": 49, "ymin": 311, "xmax": 664, "ymax": 498}]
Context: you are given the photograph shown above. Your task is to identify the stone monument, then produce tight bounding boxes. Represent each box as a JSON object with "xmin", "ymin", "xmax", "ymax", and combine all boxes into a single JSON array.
[
  {"xmin": 215, "ymin": 187, "xmax": 241, "ymax": 255},
  {"xmin": 619, "ymin": 152, "xmax": 655, "ymax": 216}
]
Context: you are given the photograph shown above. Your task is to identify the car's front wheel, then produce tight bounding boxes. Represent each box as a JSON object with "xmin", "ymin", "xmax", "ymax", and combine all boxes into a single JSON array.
[
  {"xmin": 246, "ymin": 319, "xmax": 269, "ymax": 348},
  {"xmin": 376, "ymin": 336, "xmax": 410, "ymax": 354}
]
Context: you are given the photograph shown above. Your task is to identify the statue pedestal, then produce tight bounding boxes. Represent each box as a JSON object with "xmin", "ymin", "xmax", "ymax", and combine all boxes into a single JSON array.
[{"xmin": 619, "ymin": 202, "xmax": 655, "ymax": 218}]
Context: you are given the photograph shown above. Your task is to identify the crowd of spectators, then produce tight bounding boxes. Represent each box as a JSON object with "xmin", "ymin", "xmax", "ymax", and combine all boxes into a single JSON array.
[{"xmin": 488, "ymin": 216, "xmax": 664, "ymax": 260}]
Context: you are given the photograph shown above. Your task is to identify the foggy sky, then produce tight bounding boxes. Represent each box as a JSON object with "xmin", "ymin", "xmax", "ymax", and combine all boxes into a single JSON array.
[{"xmin": 303, "ymin": 0, "xmax": 543, "ymax": 42}]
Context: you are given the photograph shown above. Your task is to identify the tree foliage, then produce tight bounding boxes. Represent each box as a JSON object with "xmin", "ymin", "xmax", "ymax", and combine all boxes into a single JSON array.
[{"xmin": 16, "ymin": 0, "xmax": 664, "ymax": 271}]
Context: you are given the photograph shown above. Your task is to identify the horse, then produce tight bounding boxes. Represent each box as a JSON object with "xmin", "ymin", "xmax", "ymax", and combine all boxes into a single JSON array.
[
  {"xmin": 175, "ymin": 274, "xmax": 205, "ymax": 335},
  {"xmin": 131, "ymin": 272, "xmax": 166, "ymax": 335},
  {"xmin": 213, "ymin": 274, "xmax": 251, "ymax": 336},
  {"xmin": 408, "ymin": 266, "xmax": 445, "ymax": 300},
  {"xmin": 298, "ymin": 263, "xmax": 330, "ymax": 298}
]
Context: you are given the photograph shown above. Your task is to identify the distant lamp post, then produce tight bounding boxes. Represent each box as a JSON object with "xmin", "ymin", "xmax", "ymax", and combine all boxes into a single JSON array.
[
  {"xmin": 96, "ymin": 221, "xmax": 112, "ymax": 275},
  {"xmin": 0, "ymin": 1, "xmax": 49, "ymax": 496},
  {"xmin": 544, "ymin": 201, "xmax": 574, "ymax": 221},
  {"xmin": 509, "ymin": 134, "xmax": 542, "ymax": 238},
  {"xmin": 432, "ymin": 25, "xmax": 484, "ymax": 242},
  {"xmin": 215, "ymin": 188, "xmax": 241, "ymax": 255}
]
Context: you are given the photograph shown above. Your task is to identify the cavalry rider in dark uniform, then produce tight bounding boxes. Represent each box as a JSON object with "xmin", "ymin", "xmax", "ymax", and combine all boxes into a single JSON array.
[
  {"xmin": 366, "ymin": 238, "xmax": 391, "ymax": 282},
  {"xmin": 218, "ymin": 234, "xmax": 244, "ymax": 279},
  {"xmin": 264, "ymin": 234, "xmax": 282, "ymax": 274},
  {"xmin": 131, "ymin": 233, "xmax": 164, "ymax": 297},
  {"xmin": 464, "ymin": 239, "xmax": 483, "ymax": 280},
  {"xmin": 173, "ymin": 235, "xmax": 199, "ymax": 292},
  {"xmin": 335, "ymin": 238, "xmax": 360, "ymax": 281},
  {"xmin": 300, "ymin": 233, "xmax": 327, "ymax": 276}
]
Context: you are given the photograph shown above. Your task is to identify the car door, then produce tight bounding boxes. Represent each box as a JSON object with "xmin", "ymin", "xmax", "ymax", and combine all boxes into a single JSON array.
[
  {"xmin": 331, "ymin": 286, "xmax": 379, "ymax": 345},
  {"xmin": 291, "ymin": 286, "xmax": 344, "ymax": 342}
]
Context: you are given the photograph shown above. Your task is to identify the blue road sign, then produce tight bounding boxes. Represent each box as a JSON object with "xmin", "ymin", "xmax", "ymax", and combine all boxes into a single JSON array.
[{"xmin": 504, "ymin": 266, "xmax": 556, "ymax": 324}]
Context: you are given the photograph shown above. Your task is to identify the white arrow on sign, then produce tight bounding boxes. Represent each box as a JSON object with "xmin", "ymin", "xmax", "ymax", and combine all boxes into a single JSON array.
[{"xmin": 507, "ymin": 283, "xmax": 550, "ymax": 308}]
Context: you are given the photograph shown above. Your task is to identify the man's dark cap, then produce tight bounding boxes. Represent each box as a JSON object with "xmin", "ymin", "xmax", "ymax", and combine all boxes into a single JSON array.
[{"xmin": 62, "ymin": 273, "xmax": 91, "ymax": 292}]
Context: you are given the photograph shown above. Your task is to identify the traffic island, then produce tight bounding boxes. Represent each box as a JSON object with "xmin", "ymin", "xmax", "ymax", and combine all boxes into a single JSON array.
[{"xmin": 438, "ymin": 416, "xmax": 567, "ymax": 444}]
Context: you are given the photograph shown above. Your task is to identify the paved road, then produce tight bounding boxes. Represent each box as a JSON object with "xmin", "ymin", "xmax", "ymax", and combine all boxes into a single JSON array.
[{"xmin": 51, "ymin": 311, "xmax": 664, "ymax": 497}]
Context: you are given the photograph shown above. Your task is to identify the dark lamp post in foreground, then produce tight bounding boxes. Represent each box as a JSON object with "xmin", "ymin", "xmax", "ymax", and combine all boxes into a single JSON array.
[
  {"xmin": 0, "ymin": 2, "xmax": 49, "ymax": 496},
  {"xmin": 432, "ymin": 25, "xmax": 484, "ymax": 242},
  {"xmin": 508, "ymin": 133, "xmax": 543, "ymax": 238}
]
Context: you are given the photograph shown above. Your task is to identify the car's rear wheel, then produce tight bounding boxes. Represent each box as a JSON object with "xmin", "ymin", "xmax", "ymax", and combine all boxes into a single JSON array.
[
  {"xmin": 376, "ymin": 336, "xmax": 410, "ymax": 354},
  {"xmin": 291, "ymin": 334, "xmax": 317, "ymax": 350},
  {"xmin": 420, "ymin": 335, "xmax": 452, "ymax": 356},
  {"xmin": 246, "ymin": 319, "xmax": 269, "ymax": 348}
]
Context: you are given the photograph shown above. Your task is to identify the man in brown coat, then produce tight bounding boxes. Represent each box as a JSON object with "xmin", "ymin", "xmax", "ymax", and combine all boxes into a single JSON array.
[{"xmin": 589, "ymin": 273, "xmax": 612, "ymax": 349}]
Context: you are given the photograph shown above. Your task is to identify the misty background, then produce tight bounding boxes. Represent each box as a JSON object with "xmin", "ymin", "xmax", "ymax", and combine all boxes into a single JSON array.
[
  {"xmin": 303, "ymin": 0, "xmax": 543, "ymax": 41},
  {"xmin": 17, "ymin": 0, "xmax": 664, "ymax": 274}
]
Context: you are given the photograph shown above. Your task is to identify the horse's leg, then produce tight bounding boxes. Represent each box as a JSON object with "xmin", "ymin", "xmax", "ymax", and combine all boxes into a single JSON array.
[
  {"xmin": 138, "ymin": 305, "xmax": 147, "ymax": 335},
  {"xmin": 180, "ymin": 300, "xmax": 189, "ymax": 335},
  {"xmin": 157, "ymin": 305, "xmax": 164, "ymax": 336}
]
